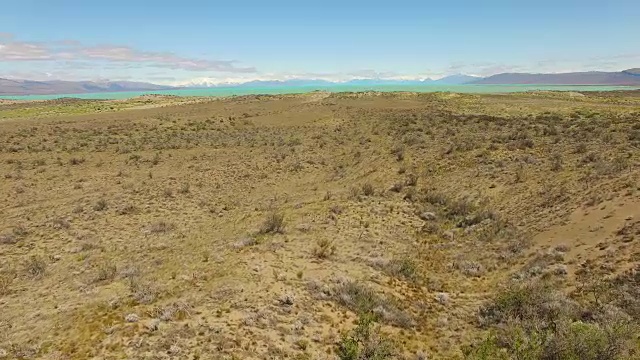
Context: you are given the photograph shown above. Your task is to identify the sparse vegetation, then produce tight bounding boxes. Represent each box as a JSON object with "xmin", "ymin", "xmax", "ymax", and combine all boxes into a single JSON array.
[
  {"xmin": 466, "ymin": 279, "xmax": 639, "ymax": 359},
  {"xmin": 337, "ymin": 314, "xmax": 395, "ymax": 360},
  {"xmin": 147, "ymin": 221, "xmax": 175, "ymax": 234},
  {"xmin": 93, "ymin": 198, "xmax": 108, "ymax": 211},
  {"xmin": 0, "ymin": 270, "xmax": 16, "ymax": 295},
  {"xmin": 361, "ymin": 183, "xmax": 375, "ymax": 196},
  {"xmin": 260, "ymin": 212, "xmax": 286, "ymax": 234},
  {"xmin": 24, "ymin": 255, "xmax": 47, "ymax": 278},
  {"xmin": 313, "ymin": 238, "xmax": 336, "ymax": 259},
  {"xmin": 1, "ymin": 91, "xmax": 639, "ymax": 359},
  {"xmin": 94, "ymin": 263, "xmax": 117, "ymax": 283}
]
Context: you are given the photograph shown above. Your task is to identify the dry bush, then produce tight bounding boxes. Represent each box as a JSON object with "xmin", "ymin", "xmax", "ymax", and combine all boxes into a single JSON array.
[
  {"xmin": 68, "ymin": 157, "xmax": 85, "ymax": 165},
  {"xmin": 150, "ymin": 301, "xmax": 192, "ymax": 321},
  {"xmin": 405, "ymin": 173, "xmax": 418, "ymax": 186},
  {"xmin": 390, "ymin": 182, "xmax": 404, "ymax": 193},
  {"xmin": 361, "ymin": 183, "xmax": 375, "ymax": 196},
  {"xmin": 375, "ymin": 257, "xmax": 420, "ymax": 283},
  {"xmin": 178, "ymin": 183, "xmax": 190, "ymax": 194},
  {"xmin": 147, "ymin": 221, "xmax": 175, "ymax": 234},
  {"xmin": 94, "ymin": 264, "xmax": 117, "ymax": 283},
  {"xmin": 391, "ymin": 145, "xmax": 405, "ymax": 161},
  {"xmin": 551, "ymin": 152, "xmax": 564, "ymax": 171},
  {"xmin": 0, "ymin": 270, "xmax": 16, "ymax": 295},
  {"xmin": 330, "ymin": 205, "xmax": 344, "ymax": 215},
  {"xmin": 313, "ymin": 238, "xmax": 336, "ymax": 259},
  {"xmin": 12, "ymin": 225, "xmax": 28, "ymax": 237},
  {"xmin": 260, "ymin": 212, "xmax": 286, "ymax": 234},
  {"xmin": 447, "ymin": 197, "xmax": 475, "ymax": 217},
  {"xmin": 116, "ymin": 204, "xmax": 138, "ymax": 215},
  {"xmin": 129, "ymin": 277, "xmax": 159, "ymax": 304},
  {"xmin": 333, "ymin": 280, "xmax": 414, "ymax": 328},
  {"xmin": 93, "ymin": 199, "xmax": 108, "ymax": 211},
  {"xmin": 423, "ymin": 190, "xmax": 449, "ymax": 206},
  {"xmin": 232, "ymin": 236, "xmax": 258, "ymax": 249},
  {"xmin": 24, "ymin": 255, "xmax": 47, "ymax": 278},
  {"xmin": 0, "ymin": 233, "xmax": 18, "ymax": 245}
]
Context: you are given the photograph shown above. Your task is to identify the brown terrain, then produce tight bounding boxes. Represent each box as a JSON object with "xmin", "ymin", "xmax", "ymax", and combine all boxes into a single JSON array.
[{"xmin": 0, "ymin": 91, "xmax": 639, "ymax": 359}]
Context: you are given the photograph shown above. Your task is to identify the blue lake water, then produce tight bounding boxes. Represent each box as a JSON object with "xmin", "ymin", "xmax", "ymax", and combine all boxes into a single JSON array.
[{"xmin": 1, "ymin": 84, "xmax": 638, "ymax": 101}]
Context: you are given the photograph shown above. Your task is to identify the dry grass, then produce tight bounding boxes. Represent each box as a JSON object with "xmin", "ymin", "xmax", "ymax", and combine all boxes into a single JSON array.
[{"xmin": 1, "ymin": 90, "xmax": 639, "ymax": 359}]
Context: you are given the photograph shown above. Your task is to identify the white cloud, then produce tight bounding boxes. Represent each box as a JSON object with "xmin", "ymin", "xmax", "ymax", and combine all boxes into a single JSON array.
[
  {"xmin": 2, "ymin": 33, "xmax": 637, "ymax": 84},
  {"xmin": 0, "ymin": 34, "xmax": 255, "ymax": 73}
]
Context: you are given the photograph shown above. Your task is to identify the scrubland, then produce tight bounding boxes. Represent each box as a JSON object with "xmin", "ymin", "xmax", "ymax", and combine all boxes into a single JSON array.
[{"xmin": 1, "ymin": 90, "xmax": 639, "ymax": 359}]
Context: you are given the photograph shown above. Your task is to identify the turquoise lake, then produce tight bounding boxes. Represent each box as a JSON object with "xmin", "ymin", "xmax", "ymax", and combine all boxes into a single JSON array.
[{"xmin": 1, "ymin": 84, "xmax": 638, "ymax": 101}]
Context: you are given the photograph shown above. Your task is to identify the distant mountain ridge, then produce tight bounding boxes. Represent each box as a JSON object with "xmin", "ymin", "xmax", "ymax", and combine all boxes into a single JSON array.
[
  {"xmin": 0, "ymin": 78, "xmax": 173, "ymax": 96},
  {"xmin": 2, "ymin": 69, "xmax": 639, "ymax": 96},
  {"xmin": 471, "ymin": 69, "xmax": 640, "ymax": 85},
  {"xmin": 186, "ymin": 74, "xmax": 482, "ymax": 88}
]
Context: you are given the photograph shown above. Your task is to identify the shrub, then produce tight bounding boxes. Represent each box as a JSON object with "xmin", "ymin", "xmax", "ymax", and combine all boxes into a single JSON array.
[
  {"xmin": 551, "ymin": 153, "xmax": 563, "ymax": 171},
  {"xmin": 381, "ymin": 258, "xmax": 419, "ymax": 282},
  {"xmin": 147, "ymin": 221, "xmax": 175, "ymax": 234},
  {"xmin": 405, "ymin": 173, "xmax": 418, "ymax": 186},
  {"xmin": 178, "ymin": 183, "xmax": 190, "ymax": 194},
  {"xmin": 337, "ymin": 314, "xmax": 395, "ymax": 360},
  {"xmin": 334, "ymin": 281, "xmax": 385, "ymax": 315},
  {"xmin": 260, "ymin": 212, "xmax": 286, "ymax": 234},
  {"xmin": 468, "ymin": 280, "xmax": 639, "ymax": 360},
  {"xmin": 390, "ymin": 182, "xmax": 404, "ymax": 193},
  {"xmin": 116, "ymin": 204, "xmax": 138, "ymax": 215},
  {"xmin": 25, "ymin": 255, "xmax": 47, "ymax": 278},
  {"xmin": 478, "ymin": 281, "xmax": 571, "ymax": 326},
  {"xmin": 349, "ymin": 187, "xmax": 361, "ymax": 199},
  {"xmin": 9, "ymin": 223, "xmax": 27, "ymax": 236},
  {"xmin": 330, "ymin": 205, "xmax": 344, "ymax": 215},
  {"xmin": 0, "ymin": 270, "xmax": 16, "ymax": 295},
  {"xmin": 93, "ymin": 199, "xmax": 108, "ymax": 211},
  {"xmin": 128, "ymin": 277, "xmax": 159, "ymax": 304},
  {"xmin": 424, "ymin": 190, "xmax": 448, "ymax": 206},
  {"xmin": 391, "ymin": 145, "xmax": 405, "ymax": 161},
  {"xmin": 313, "ymin": 238, "xmax": 336, "ymax": 259},
  {"xmin": 361, "ymin": 183, "xmax": 375, "ymax": 196},
  {"xmin": 68, "ymin": 157, "xmax": 85, "ymax": 165},
  {"xmin": 0, "ymin": 233, "xmax": 18, "ymax": 245},
  {"xmin": 447, "ymin": 197, "xmax": 475, "ymax": 217},
  {"xmin": 332, "ymin": 280, "xmax": 413, "ymax": 327},
  {"xmin": 94, "ymin": 264, "xmax": 117, "ymax": 283}
]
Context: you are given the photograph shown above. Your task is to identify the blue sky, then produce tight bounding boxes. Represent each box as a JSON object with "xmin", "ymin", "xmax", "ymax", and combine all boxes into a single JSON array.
[{"xmin": 1, "ymin": 0, "xmax": 639, "ymax": 84}]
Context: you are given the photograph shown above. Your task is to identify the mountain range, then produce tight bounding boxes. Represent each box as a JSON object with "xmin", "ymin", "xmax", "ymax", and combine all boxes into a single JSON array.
[
  {"xmin": 186, "ymin": 74, "xmax": 481, "ymax": 88},
  {"xmin": 473, "ymin": 68, "xmax": 640, "ymax": 85},
  {"xmin": 1, "ymin": 70, "xmax": 639, "ymax": 96},
  {"xmin": 0, "ymin": 78, "xmax": 172, "ymax": 96}
]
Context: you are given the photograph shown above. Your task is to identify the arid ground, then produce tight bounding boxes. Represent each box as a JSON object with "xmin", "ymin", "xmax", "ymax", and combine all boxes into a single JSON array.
[{"xmin": 1, "ymin": 91, "xmax": 639, "ymax": 359}]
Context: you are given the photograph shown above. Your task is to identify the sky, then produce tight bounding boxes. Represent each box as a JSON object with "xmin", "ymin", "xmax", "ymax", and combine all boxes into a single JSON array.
[{"xmin": 1, "ymin": 0, "xmax": 639, "ymax": 85}]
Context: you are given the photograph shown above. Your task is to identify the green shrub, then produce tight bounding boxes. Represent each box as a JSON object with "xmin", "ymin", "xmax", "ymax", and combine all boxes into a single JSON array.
[
  {"xmin": 468, "ymin": 281, "xmax": 639, "ymax": 360},
  {"xmin": 337, "ymin": 314, "xmax": 395, "ymax": 360}
]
